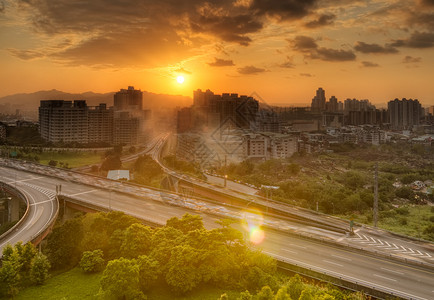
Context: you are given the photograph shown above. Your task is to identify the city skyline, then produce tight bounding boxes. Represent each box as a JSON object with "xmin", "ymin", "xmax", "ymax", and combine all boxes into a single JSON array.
[{"xmin": 1, "ymin": 0, "xmax": 434, "ymax": 105}]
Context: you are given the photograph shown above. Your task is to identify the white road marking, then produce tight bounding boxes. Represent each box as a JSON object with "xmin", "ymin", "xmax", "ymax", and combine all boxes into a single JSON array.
[
  {"xmin": 373, "ymin": 274, "xmax": 397, "ymax": 282},
  {"xmin": 331, "ymin": 254, "xmax": 352, "ymax": 261},
  {"xmin": 67, "ymin": 190, "xmax": 96, "ymax": 197},
  {"xmin": 289, "ymin": 244, "xmax": 307, "ymax": 249},
  {"xmin": 281, "ymin": 249, "xmax": 298, "ymax": 254},
  {"xmin": 322, "ymin": 260, "xmax": 343, "ymax": 267},
  {"xmin": 380, "ymin": 267, "xmax": 404, "ymax": 275}
]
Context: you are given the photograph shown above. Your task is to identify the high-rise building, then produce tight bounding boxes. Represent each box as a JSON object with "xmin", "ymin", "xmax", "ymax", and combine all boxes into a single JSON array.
[
  {"xmin": 192, "ymin": 89, "xmax": 259, "ymax": 130},
  {"xmin": 326, "ymin": 96, "xmax": 341, "ymax": 112},
  {"xmin": 388, "ymin": 98, "xmax": 423, "ymax": 130},
  {"xmin": 88, "ymin": 103, "xmax": 114, "ymax": 144},
  {"xmin": 113, "ymin": 111, "xmax": 141, "ymax": 145},
  {"xmin": 311, "ymin": 88, "xmax": 326, "ymax": 112},
  {"xmin": 39, "ymin": 100, "xmax": 114, "ymax": 145},
  {"xmin": 114, "ymin": 86, "xmax": 143, "ymax": 111},
  {"xmin": 39, "ymin": 100, "xmax": 89, "ymax": 144}
]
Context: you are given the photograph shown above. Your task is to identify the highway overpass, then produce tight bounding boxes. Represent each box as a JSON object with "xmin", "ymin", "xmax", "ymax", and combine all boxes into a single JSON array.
[{"xmin": 0, "ymin": 162, "xmax": 433, "ymax": 299}]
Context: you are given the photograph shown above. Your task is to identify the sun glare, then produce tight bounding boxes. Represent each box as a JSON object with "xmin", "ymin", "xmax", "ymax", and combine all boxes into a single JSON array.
[{"xmin": 176, "ymin": 75, "xmax": 185, "ymax": 84}]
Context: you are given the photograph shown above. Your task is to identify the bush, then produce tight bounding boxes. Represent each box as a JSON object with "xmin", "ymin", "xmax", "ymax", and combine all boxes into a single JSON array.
[
  {"xmin": 79, "ymin": 250, "xmax": 105, "ymax": 273},
  {"xmin": 30, "ymin": 253, "xmax": 51, "ymax": 285},
  {"xmin": 396, "ymin": 206, "xmax": 410, "ymax": 216}
]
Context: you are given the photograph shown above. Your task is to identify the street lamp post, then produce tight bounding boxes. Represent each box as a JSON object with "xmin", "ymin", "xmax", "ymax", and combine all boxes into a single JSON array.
[{"xmin": 224, "ymin": 174, "xmax": 227, "ymax": 187}]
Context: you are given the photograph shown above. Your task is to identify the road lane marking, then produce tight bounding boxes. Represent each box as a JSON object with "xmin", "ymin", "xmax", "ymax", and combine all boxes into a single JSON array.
[
  {"xmin": 289, "ymin": 244, "xmax": 307, "ymax": 249},
  {"xmin": 281, "ymin": 249, "xmax": 298, "ymax": 254},
  {"xmin": 322, "ymin": 260, "xmax": 343, "ymax": 267},
  {"xmin": 67, "ymin": 190, "xmax": 96, "ymax": 197},
  {"xmin": 380, "ymin": 267, "xmax": 404, "ymax": 275},
  {"xmin": 373, "ymin": 274, "xmax": 397, "ymax": 282},
  {"xmin": 331, "ymin": 254, "xmax": 352, "ymax": 261},
  {"xmin": 30, "ymin": 199, "xmax": 55, "ymax": 205}
]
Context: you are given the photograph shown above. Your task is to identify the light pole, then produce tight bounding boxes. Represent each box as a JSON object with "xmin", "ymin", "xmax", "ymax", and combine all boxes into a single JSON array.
[{"xmin": 224, "ymin": 174, "xmax": 227, "ymax": 187}]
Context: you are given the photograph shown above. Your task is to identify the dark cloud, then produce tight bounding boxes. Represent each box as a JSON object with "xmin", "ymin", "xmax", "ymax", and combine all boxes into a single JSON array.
[
  {"xmin": 15, "ymin": 0, "xmax": 266, "ymax": 66},
  {"xmin": 191, "ymin": 14, "xmax": 263, "ymax": 46},
  {"xmin": 313, "ymin": 47, "xmax": 356, "ymax": 61},
  {"xmin": 391, "ymin": 32, "xmax": 434, "ymax": 48},
  {"xmin": 7, "ymin": 48, "xmax": 45, "ymax": 60},
  {"xmin": 208, "ymin": 57, "xmax": 235, "ymax": 67},
  {"xmin": 251, "ymin": 0, "xmax": 317, "ymax": 21},
  {"xmin": 304, "ymin": 14, "xmax": 336, "ymax": 28},
  {"xmin": 402, "ymin": 55, "xmax": 422, "ymax": 63},
  {"xmin": 421, "ymin": 0, "xmax": 434, "ymax": 6},
  {"xmin": 291, "ymin": 36, "xmax": 318, "ymax": 51},
  {"xmin": 280, "ymin": 56, "xmax": 295, "ymax": 68},
  {"xmin": 300, "ymin": 73, "xmax": 313, "ymax": 77},
  {"xmin": 237, "ymin": 65, "xmax": 266, "ymax": 75},
  {"xmin": 354, "ymin": 41, "xmax": 398, "ymax": 54},
  {"xmin": 361, "ymin": 61, "xmax": 380, "ymax": 67},
  {"xmin": 290, "ymin": 35, "xmax": 356, "ymax": 62}
]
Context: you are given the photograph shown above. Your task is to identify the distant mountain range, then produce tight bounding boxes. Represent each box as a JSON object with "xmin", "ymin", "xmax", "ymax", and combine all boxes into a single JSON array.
[{"xmin": 0, "ymin": 89, "xmax": 192, "ymax": 118}]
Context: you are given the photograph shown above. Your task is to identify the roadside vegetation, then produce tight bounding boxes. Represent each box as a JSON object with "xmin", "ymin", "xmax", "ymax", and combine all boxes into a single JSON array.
[
  {"xmin": 3, "ymin": 212, "xmax": 366, "ymax": 299},
  {"xmin": 214, "ymin": 142, "xmax": 434, "ymax": 241}
]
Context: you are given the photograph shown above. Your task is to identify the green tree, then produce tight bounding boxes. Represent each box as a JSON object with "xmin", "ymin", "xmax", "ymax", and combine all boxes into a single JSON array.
[
  {"xmin": 134, "ymin": 155, "xmax": 164, "ymax": 184},
  {"xmin": 237, "ymin": 290, "xmax": 253, "ymax": 300},
  {"xmin": 100, "ymin": 154, "xmax": 121, "ymax": 171},
  {"xmin": 120, "ymin": 223, "xmax": 152, "ymax": 258},
  {"xmin": 298, "ymin": 288, "xmax": 314, "ymax": 300},
  {"xmin": 0, "ymin": 251, "xmax": 21, "ymax": 297},
  {"xmin": 46, "ymin": 216, "xmax": 84, "ymax": 269},
  {"xmin": 165, "ymin": 245, "xmax": 202, "ymax": 294},
  {"xmin": 287, "ymin": 274, "xmax": 304, "ymax": 300},
  {"xmin": 79, "ymin": 250, "xmax": 105, "ymax": 273},
  {"xmin": 1, "ymin": 243, "xmax": 14, "ymax": 261},
  {"xmin": 166, "ymin": 213, "xmax": 205, "ymax": 234},
  {"xmin": 256, "ymin": 285, "xmax": 274, "ymax": 300},
  {"xmin": 30, "ymin": 253, "xmax": 51, "ymax": 285},
  {"xmin": 275, "ymin": 286, "xmax": 291, "ymax": 300},
  {"xmin": 100, "ymin": 258, "xmax": 145, "ymax": 300},
  {"xmin": 137, "ymin": 255, "xmax": 160, "ymax": 291},
  {"xmin": 20, "ymin": 242, "xmax": 37, "ymax": 273}
]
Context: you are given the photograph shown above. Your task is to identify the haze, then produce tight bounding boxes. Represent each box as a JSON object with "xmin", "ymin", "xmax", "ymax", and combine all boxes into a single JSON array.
[{"xmin": 1, "ymin": 0, "xmax": 434, "ymax": 106}]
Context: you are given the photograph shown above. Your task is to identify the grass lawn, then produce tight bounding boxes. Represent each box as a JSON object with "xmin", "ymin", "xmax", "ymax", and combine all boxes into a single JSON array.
[
  {"xmin": 146, "ymin": 282, "xmax": 241, "ymax": 300},
  {"xmin": 342, "ymin": 205, "xmax": 434, "ymax": 241},
  {"xmin": 38, "ymin": 151, "xmax": 103, "ymax": 168},
  {"xmin": 16, "ymin": 268, "xmax": 241, "ymax": 300},
  {"xmin": 17, "ymin": 268, "xmax": 101, "ymax": 300}
]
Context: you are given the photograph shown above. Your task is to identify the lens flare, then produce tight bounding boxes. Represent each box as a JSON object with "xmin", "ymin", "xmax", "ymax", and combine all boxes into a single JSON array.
[
  {"xmin": 241, "ymin": 209, "xmax": 265, "ymax": 245},
  {"xmin": 249, "ymin": 226, "xmax": 265, "ymax": 244}
]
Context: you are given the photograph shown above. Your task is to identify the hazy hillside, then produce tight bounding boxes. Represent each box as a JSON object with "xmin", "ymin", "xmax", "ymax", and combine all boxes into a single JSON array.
[{"xmin": 0, "ymin": 89, "xmax": 192, "ymax": 120}]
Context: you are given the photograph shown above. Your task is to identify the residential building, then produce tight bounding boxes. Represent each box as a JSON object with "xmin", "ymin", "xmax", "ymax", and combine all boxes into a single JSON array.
[
  {"xmin": 388, "ymin": 98, "xmax": 423, "ymax": 130},
  {"xmin": 88, "ymin": 104, "xmax": 114, "ymax": 144},
  {"xmin": 114, "ymin": 86, "xmax": 143, "ymax": 111},
  {"xmin": 311, "ymin": 87, "xmax": 326, "ymax": 112},
  {"xmin": 39, "ymin": 100, "xmax": 89, "ymax": 144}
]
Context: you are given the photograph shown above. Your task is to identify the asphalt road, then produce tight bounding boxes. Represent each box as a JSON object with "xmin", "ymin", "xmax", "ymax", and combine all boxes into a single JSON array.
[
  {"xmin": 0, "ymin": 169, "xmax": 58, "ymax": 254},
  {"xmin": 0, "ymin": 165, "xmax": 433, "ymax": 299}
]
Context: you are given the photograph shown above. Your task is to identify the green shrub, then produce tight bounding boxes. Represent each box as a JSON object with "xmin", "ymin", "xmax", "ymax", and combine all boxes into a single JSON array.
[{"xmin": 79, "ymin": 250, "xmax": 105, "ymax": 273}]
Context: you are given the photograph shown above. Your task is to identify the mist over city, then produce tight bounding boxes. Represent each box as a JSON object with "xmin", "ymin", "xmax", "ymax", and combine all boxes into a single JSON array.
[{"xmin": 0, "ymin": 0, "xmax": 433, "ymax": 299}]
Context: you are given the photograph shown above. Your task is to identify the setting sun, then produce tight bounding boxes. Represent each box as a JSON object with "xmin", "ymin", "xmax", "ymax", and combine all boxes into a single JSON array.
[{"xmin": 176, "ymin": 75, "xmax": 185, "ymax": 84}]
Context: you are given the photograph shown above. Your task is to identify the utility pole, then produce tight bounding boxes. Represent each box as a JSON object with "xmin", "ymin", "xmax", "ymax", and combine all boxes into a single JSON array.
[{"xmin": 373, "ymin": 162, "xmax": 378, "ymax": 227}]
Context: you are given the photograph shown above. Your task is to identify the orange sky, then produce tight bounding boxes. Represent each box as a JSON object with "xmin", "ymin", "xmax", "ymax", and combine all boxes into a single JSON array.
[{"xmin": 1, "ymin": 0, "xmax": 433, "ymax": 106}]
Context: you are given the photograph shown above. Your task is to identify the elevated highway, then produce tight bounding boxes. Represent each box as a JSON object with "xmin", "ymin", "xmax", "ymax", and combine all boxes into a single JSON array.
[{"xmin": 0, "ymin": 162, "xmax": 433, "ymax": 299}]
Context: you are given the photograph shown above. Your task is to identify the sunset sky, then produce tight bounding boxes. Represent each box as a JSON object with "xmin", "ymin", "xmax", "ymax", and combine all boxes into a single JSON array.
[{"xmin": 1, "ymin": 0, "xmax": 433, "ymax": 106}]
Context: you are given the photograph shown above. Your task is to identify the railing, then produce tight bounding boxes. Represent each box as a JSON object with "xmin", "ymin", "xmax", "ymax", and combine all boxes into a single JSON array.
[{"xmin": 0, "ymin": 182, "xmax": 30, "ymax": 241}]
